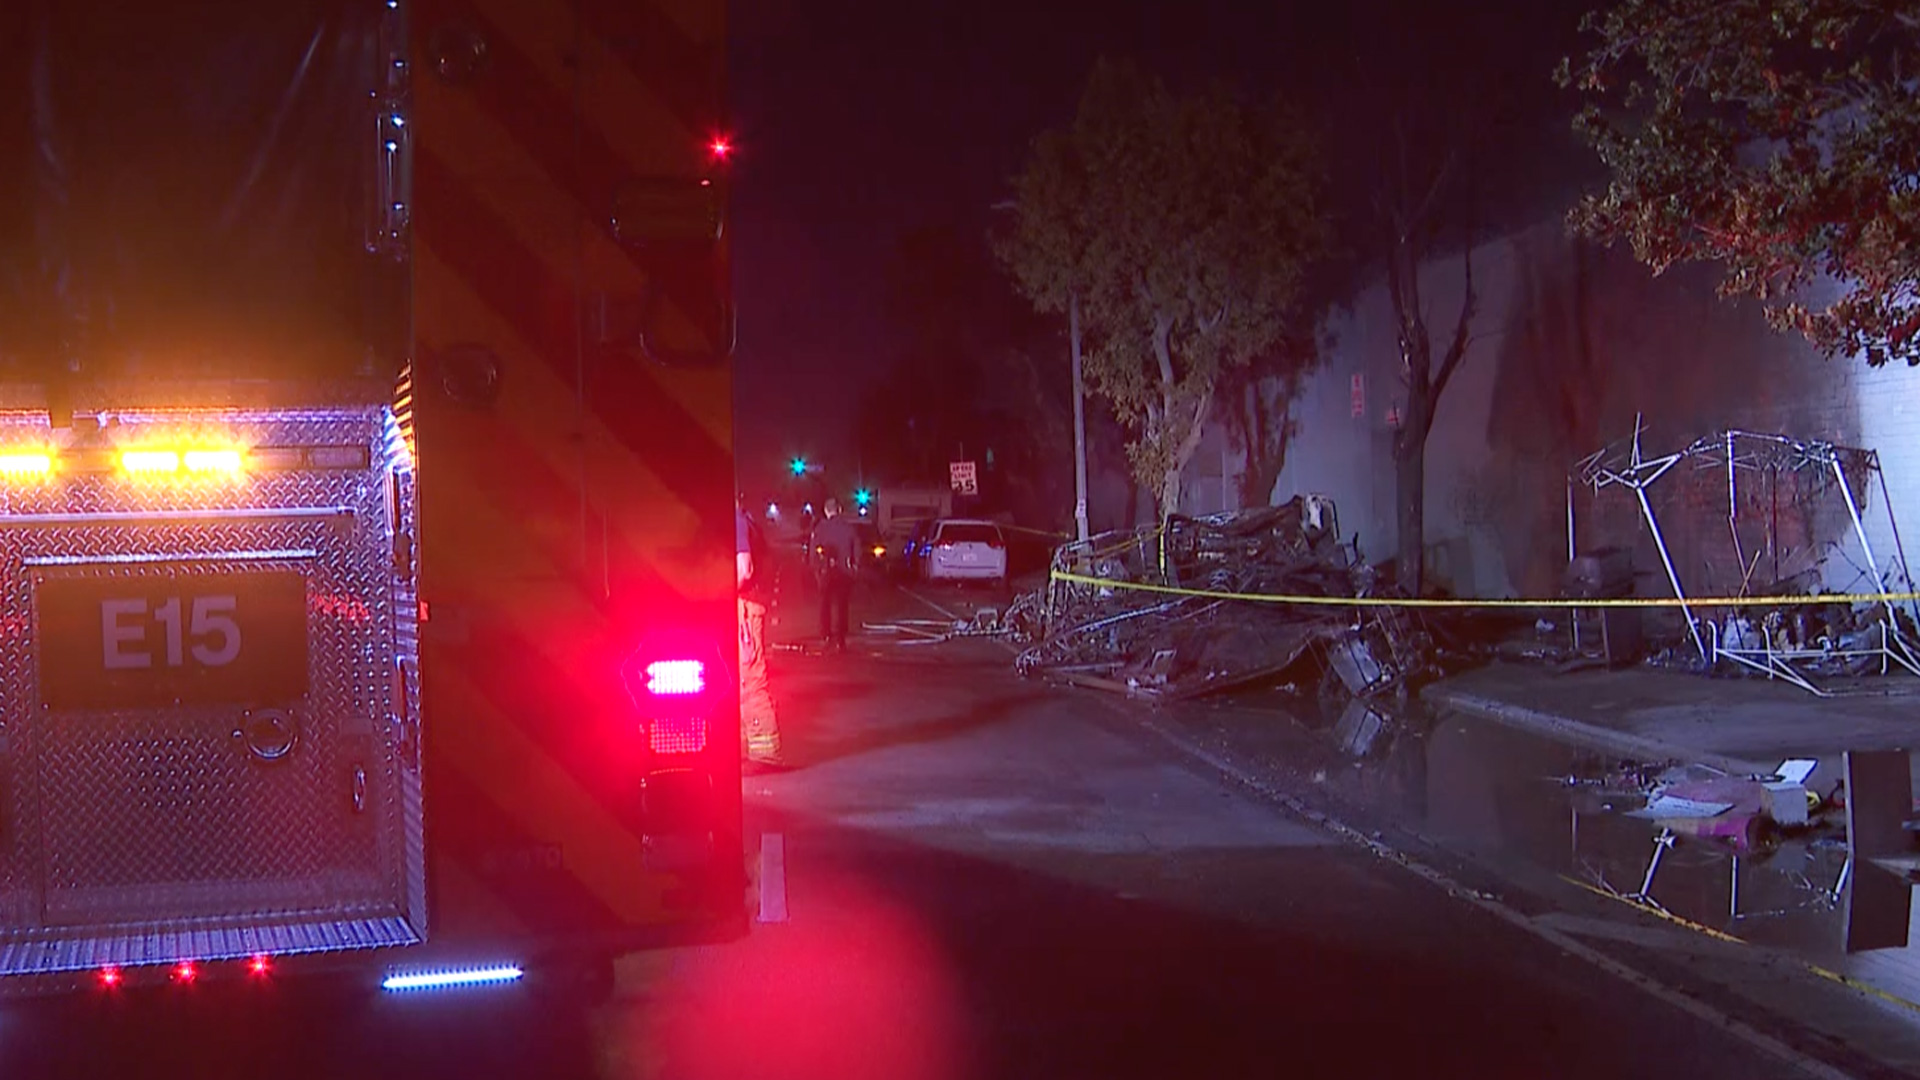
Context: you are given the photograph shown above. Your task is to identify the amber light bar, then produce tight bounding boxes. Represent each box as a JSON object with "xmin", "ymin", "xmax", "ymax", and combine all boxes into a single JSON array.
[
  {"xmin": 183, "ymin": 449, "xmax": 245, "ymax": 473},
  {"xmin": 120, "ymin": 443, "xmax": 251, "ymax": 472},
  {"xmin": 0, "ymin": 451, "xmax": 54, "ymax": 477},
  {"xmin": 118, "ymin": 447, "xmax": 248, "ymax": 476},
  {"xmin": 0, "ymin": 444, "xmax": 375, "ymax": 477},
  {"xmin": 120, "ymin": 449, "xmax": 186, "ymax": 474}
]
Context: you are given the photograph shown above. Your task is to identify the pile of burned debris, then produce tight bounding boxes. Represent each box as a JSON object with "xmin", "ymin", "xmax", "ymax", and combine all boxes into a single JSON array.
[{"xmin": 1013, "ymin": 497, "xmax": 1439, "ymax": 703}]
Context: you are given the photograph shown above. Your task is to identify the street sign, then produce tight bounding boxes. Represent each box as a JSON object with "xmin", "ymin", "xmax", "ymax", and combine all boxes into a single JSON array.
[{"xmin": 949, "ymin": 460, "xmax": 978, "ymax": 496}]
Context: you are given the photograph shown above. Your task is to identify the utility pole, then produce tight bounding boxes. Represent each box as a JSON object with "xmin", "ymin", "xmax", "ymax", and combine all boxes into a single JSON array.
[
  {"xmin": 1069, "ymin": 290, "xmax": 1089, "ymax": 543},
  {"xmin": 992, "ymin": 197, "xmax": 1089, "ymax": 542}
]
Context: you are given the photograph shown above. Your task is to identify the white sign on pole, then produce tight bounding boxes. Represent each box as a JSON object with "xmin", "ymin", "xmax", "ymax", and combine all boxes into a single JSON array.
[{"xmin": 949, "ymin": 460, "xmax": 978, "ymax": 496}]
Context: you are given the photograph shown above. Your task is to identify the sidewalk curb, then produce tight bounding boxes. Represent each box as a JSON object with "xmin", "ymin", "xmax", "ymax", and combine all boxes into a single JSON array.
[{"xmin": 1425, "ymin": 686, "xmax": 1772, "ymax": 776}]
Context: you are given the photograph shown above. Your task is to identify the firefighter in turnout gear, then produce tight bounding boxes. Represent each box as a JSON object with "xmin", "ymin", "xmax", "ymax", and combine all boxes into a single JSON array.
[{"xmin": 737, "ymin": 497, "xmax": 786, "ymax": 767}]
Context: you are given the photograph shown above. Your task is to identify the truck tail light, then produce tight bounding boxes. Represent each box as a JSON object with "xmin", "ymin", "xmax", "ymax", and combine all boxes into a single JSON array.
[
  {"xmin": 623, "ymin": 634, "xmax": 725, "ymax": 871},
  {"xmin": 623, "ymin": 639, "xmax": 723, "ymax": 757},
  {"xmin": 641, "ymin": 659, "xmax": 709, "ymax": 754},
  {"xmin": 649, "ymin": 714, "xmax": 708, "ymax": 755},
  {"xmin": 644, "ymin": 659, "xmax": 706, "ymax": 696}
]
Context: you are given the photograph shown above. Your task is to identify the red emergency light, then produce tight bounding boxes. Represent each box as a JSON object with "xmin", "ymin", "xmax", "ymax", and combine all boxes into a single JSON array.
[
  {"xmin": 623, "ymin": 633, "xmax": 724, "ymax": 756},
  {"xmin": 634, "ymin": 657, "xmax": 709, "ymax": 755},
  {"xmin": 649, "ymin": 713, "xmax": 708, "ymax": 755},
  {"xmin": 644, "ymin": 659, "xmax": 706, "ymax": 696}
]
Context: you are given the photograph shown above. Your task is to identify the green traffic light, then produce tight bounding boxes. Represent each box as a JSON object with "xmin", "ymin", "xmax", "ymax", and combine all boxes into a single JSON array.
[
  {"xmin": 789, "ymin": 458, "xmax": 807, "ymax": 476},
  {"xmin": 854, "ymin": 488, "xmax": 872, "ymax": 506}
]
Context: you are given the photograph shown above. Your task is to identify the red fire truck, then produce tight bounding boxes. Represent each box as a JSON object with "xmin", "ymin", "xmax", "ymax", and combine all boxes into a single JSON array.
[{"xmin": 0, "ymin": 0, "xmax": 743, "ymax": 995}]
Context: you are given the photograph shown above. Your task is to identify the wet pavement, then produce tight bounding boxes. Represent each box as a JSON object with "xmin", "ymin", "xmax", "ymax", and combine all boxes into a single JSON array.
[
  {"xmin": 1158, "ymin": 680, "xmax": 1920, "ymax": 1074},
  {"xmin": 657, "ymin": 591, "xmax": 1804, "ymax": 1079},
  {"xmin": 0, "ymin": 577, "xmax": 1909, "ymax": 1077}
]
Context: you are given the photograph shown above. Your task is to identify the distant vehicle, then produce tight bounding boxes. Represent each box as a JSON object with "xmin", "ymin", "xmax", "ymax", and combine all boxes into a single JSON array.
[
  {"xmin": 895, "ymin": 519, "xmax": 937, "ymax": 580},
  {"xmin": 921, "ymin": 519, "xmax": 1009, "ymax": 586},
  {"xmin": 853, "ymin": 522, "xmax": 889, "ymax": 577}
]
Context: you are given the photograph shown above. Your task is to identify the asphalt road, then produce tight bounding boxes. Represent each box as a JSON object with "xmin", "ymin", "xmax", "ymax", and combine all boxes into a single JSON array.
[
  {"xmin": 639, "ymin": 580, "xmax": 1801, "ymax": 1079},
  {"xmin": 0, "ymin": 580, "xmax": 1817, "ymax": 1078}
]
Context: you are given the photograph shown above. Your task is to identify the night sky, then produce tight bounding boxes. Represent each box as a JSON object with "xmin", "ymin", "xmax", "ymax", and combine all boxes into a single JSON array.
[{"xmin": 728, "ymin": 0, "xmax": 1591, "ymax": 481}]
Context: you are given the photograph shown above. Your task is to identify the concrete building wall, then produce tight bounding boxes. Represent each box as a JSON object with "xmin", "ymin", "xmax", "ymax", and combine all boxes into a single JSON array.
[{"xmin": 1249, "ymin": 219, "xmax": 1920, "ymax": 602}]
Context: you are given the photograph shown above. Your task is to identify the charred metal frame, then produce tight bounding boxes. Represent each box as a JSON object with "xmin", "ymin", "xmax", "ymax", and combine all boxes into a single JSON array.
[{"xmin": 1572, "ymin": 419, "xmax": 1920, "ymax": 695}]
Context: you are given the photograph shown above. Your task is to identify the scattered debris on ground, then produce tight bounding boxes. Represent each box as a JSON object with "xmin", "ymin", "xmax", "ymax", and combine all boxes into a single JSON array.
[
  {"xmin": 1564, "ymin": 422, "xmax": 1920, "ymax": 694},
  {"xmin": 1553, "ymin": 754, "xmax": 1836, "ymax": 854},
  {"xmin": 1011, "ymin": 497, "xmax": 1440, "ymax": 704}
]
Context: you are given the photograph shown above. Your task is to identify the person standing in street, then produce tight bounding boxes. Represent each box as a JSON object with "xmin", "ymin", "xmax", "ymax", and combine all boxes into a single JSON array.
[
  {"xmin": 811, "ymin": 497, "xmax": 860, "ymax": 653},
  {"xmin": 737, "ymin": 496, "xmax": 786, "ymax": 767}
]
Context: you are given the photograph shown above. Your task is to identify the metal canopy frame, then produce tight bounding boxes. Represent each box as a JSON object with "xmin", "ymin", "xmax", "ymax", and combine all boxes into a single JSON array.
[{"xmin": 1571, "ymin": 419, "xmax": 1920, "ymax": 696}]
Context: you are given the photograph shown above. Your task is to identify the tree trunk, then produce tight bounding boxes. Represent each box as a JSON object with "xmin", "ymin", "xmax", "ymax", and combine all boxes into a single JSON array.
[
  {"xmin": 1149, "ymin": 313, "xmax": 1181, "ymax": 520},
  {"xmin": 1385, "ymin": 237, "xmax": 1473, "ymax": 598},
  {"xmin": 1394, "ymin": 360, "xmax": 1436, "ymax": 594},
  {"xmin": 1240, "ymin": 453, "xmax": 1285, "ymax": 510},
  {"xmin": 1236, "ymin": 382, "xmax": 1288, "ymax": 508},
  {"xmin": 1395, "ymin": 437, "xmax": 1426, "ymax": 595},
  {"xmin": 1157, "ymin": 385, "xmax": 1214, "ymax": 522}
]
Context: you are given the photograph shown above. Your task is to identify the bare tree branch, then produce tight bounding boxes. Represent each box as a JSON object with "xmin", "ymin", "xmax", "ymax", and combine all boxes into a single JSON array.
[
  {"xmin": 1405, "ymin": 152, "xmax": 1457, "ymax": 240},
  {"xmin": 1431, "ymin": 242, "xmax": 1476, "ymax": 405}
]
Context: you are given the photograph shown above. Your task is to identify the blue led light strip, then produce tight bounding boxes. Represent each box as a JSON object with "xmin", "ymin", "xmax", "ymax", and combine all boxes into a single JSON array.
[{"xmin": 381, "ymin": 965, "xmax": 525, "ymax": 991}]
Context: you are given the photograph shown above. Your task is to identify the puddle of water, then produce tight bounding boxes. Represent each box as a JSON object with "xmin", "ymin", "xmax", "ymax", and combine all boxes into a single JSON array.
[{"xmin": 1212, "ymin": 689, "xmax": 1920, "ymax": 1008}]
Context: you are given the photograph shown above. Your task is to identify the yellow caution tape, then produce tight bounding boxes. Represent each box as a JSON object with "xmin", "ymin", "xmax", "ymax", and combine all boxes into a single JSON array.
[
  {"xmin": 1071, "ymin": 529, "xmax": 1165, "ymax": 563},
  {"xmin": 1047, "ymin": 569, "xmax": 1920, "ymax": 610},
  {"xmin": 1803, "ymin": 961, "xmax": 1920, "ymax": 1016},
  {"xmin": 1559, "ymin": 875, "xmax": 1748, "ymax": 944},
  {"xmin": 1001, "ymin": 524, "xmax": 1072, "ymax": 541},
  {"xmin": 1561, "ymin": 874, "xmax": 1920, "ymax": 1014}
]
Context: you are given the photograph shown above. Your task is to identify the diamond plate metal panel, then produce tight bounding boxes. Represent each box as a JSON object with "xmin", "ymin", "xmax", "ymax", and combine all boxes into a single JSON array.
[{"xmin": 0, "ymin": 406, "xmax": 425, "ymax": 973}]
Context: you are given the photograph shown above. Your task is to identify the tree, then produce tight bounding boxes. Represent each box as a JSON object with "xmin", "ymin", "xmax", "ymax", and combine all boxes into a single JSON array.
[
  {"xmin": 997, "ymin": 58, "xmax": 1328, "ymax": 521},
  {"xmin": 1381, "ymin": 133, "xmax": 1478, "ymax": 596},
  {"xmin": 1304, "ymin": 0, "xmax": 1576, "ymax": 594},
  {"xmin": 1345, "ymin": 39, "xmax": 1488, "ymax": 597},
  {"xmin": 1560, "ymin": 0, "xmax": 1920, "ymax": 366}
]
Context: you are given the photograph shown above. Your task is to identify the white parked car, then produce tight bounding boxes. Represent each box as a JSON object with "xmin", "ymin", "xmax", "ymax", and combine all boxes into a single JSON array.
[{"xmin": 922, "ymin": 519, "xmax": 1008, "ymax": 585}]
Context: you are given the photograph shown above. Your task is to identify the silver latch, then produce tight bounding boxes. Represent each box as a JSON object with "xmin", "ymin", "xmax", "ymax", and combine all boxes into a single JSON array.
[{"xmin": 233, "ymin": 709, "xmax": 299, "ymax": 763}]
